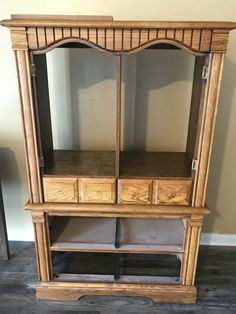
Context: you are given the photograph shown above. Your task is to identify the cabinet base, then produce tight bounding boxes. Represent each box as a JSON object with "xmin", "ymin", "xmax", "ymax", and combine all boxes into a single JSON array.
[{"xmin": 36, "ymin": 281, "xmax": 197, "ymax": 304}]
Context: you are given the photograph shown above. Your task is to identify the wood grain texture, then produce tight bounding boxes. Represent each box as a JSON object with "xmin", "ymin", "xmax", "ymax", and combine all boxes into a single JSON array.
[
  {"xmin": 79, "ymin": 178, "xmax": 116, "ymax": 204},
  {"xmin": 154, "ymin": 179, "xmax": 192, "ymax": 205},
  {"xmin": 4, "ymin": 14, "xmax": 232, "ymax": 304},
  {"xmin": 36, "ymin": 281, "xmax": 196, "ymax": 303},
  {"xmin": 118, "ymin": 179, "xmax": 153, "ymax": 204},
  {"xmin": 3, "ymin": 17, "xmax": 235, "ymax": 53},
  {"xmin": 182, "ymin": 215, "xmax": 203, "ymax": 286},
  {"xmin": 14, "ymin": 50, "xmax": 42, "ymax": 203},
  {"xmin": 25, "ymin": 201, "xmax": 210, "ymax": 216},
  {"xmin": 192, "ymin": 54, "xmax": 225, "ymax": 207},
  {"xmin": 10, "ymin": 27, "xmax": 27, "ymax": 50},
  {"xmin": 44, "ymin": 150, "xmax": 116, "ymax": 177},
  {"xmin": 33, "ymin": 213, "xmax": 52, "ymax": 281},
  {"xmin": 2, "ymin": 18, "xmax": 236, "ymax": 29},
  {"xmin": 43, "ymin": 177, "xmax": 78, "ymax": 203}
]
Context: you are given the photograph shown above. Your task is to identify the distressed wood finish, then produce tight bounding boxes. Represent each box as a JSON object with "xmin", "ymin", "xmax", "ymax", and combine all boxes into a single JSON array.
[
  {"xmin": 154, "ymin": 179, "xmax": 192, "ymax": 205},
  {"xmin": 79, "ymin": 178, "xmax": 116, "ymax": 204},
  {"xmin": 43, "ymin": 177, "xmax": 78, "ymax": 203},
  {"xmin": 118, "ymin": 179, "xmax": 153, "ymax": 204}
]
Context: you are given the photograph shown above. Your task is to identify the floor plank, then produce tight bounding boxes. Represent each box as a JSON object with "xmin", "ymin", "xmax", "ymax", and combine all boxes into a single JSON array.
[{"xmin": 0, "ymin": 242, "xmax": 235, "ymax": 313}]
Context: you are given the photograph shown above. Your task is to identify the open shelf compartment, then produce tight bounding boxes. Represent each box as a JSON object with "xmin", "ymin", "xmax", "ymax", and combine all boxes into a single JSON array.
[
  {"xmin": 52, "ymin": 252, "xmax": 181, "ymax": 285},
  {"xmin": 33, "ymin": 47, "xmax": 206, "ymax": 180},
  {"xmin": 49, "ymin": 217, "xmax": 186, "ymax": 254}
]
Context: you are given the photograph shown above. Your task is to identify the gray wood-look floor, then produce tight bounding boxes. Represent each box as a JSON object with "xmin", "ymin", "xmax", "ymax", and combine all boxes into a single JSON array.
[{"xmin": 0, "ymin": 241, "xmax": 235, "ymax": 313}]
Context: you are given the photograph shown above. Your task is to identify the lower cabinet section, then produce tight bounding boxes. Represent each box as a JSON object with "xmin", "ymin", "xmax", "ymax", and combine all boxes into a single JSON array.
[
  {"xmin": 47, "ymin": 216, "xmax": 186, "ymax": 285},
  {"xmin": 43, "ymin": 176, "xmax": 192, "ymax": 205},
  {"xmin": 52, "ymin": 252, "xmax": 181, "ymax": 285},
  {"xmin": 32, "ymin": 208, "xmax": 206, "ymax": 303}
]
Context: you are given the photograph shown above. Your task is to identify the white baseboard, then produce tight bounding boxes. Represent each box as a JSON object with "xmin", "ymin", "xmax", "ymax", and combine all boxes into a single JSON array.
[
  {"xmin": 6, "ymin": 228, "xmax": 236, "ymax": 246},
  {"xmin": 7, "ymin": 228, "xmax": 34, "ymax": 241},
  {"xmin": 200, "ymin": 233, "xmax": 236, "ymax": 246}
]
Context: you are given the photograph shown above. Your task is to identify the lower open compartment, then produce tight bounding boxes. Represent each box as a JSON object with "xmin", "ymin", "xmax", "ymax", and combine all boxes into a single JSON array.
[
  {"xmin": 49, "ymin": 216, "xmax": 186, "ymax": 254},
  {"xmin": 48, "ymin": 215, "xmax": 187, "ymax": 285},
  {"xmin": 52, "ymin": 251, "xmax": 181, "ymax": 284}
]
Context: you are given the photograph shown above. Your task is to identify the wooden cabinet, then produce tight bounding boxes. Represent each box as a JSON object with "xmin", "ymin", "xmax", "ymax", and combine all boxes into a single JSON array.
[{"xmin": 2, "ymin": 15, "xmax": 235, "ymax": 304}]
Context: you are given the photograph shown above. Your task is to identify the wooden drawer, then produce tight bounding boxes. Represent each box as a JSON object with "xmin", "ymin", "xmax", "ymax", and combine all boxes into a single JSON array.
[
  {"xmin": 118, "ymin": 179, "xmax": 153, "ymax": 204},
  {"xmin": 79, "ymin": 178, "xmax": 116, "ymax": 203},
  {"xmin": 43, "ymin": 177, "xmax": 78, "ymax": 203},
  {"xmin": 154, "ymin": 180, "xmax": 192, "ymax": 205}
]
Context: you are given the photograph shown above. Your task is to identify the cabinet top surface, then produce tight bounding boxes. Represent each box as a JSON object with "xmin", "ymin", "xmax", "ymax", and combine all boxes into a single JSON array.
[{"xmin": 1, "ymin": 15, "xmax": 236, "ymax": 30}]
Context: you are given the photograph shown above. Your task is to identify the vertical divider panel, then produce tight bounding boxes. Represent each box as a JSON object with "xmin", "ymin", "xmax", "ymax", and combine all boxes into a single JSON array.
[{"xmin": 115, "ymin": 55, "xmax": 122, "ymax": 179}]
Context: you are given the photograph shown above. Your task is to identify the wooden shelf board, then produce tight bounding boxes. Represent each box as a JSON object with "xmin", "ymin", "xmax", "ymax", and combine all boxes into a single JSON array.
[
  {"xmin": 120, "ymin": 152, "xmax": 192, "ymax": 178},
  {"xmin": 44, "ymin": 150, "xmax": 116, "ymax": 177},
  {"xmin": 50, "ymin": 217, "xmax": 185, "ymax": 253},
  {"xmin": 53, "ymin": 274, "xmax": 180, "ymax": 284},
  {"xmin": 43, "ymin": 150, "xmax": 192, "ymax": 178}
]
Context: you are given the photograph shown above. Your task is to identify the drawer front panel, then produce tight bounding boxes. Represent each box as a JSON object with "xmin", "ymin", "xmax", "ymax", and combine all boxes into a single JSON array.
[
  {"xmin": 79, "ymin": 178, "xmax": 116, "ymax": 203},
  {"xmin": 154, "ymin": 180, "xmax": 192, "ymax": 205},
  {"xmin": 43, "ymin": 177, "xmax": 78, "ymax": 203},
  {"xmin": 118, "ymin": 179, "xmax": 153, "ymax": 204}
]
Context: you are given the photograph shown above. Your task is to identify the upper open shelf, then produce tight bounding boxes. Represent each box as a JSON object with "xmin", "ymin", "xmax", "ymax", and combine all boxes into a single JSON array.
[{"xmin": 43, "ymin": 150, "xmax": 192, "ymax": 178}]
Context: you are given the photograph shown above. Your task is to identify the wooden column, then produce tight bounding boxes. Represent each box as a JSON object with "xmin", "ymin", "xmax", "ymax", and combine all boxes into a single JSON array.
[
  {"xmin": 32, "ymin": 212, "xmax": 52, "ymax": 281},
  {"xmin": 14, "ymin": 50, "xmax": 42, "ymax": 203},
  {"xmin": 192, "ymin": 53, "xmax": 225, "ymax": 207},
  {"xmin": 181, "ymin": 215, "xmax": 203, "ymax": 285}
]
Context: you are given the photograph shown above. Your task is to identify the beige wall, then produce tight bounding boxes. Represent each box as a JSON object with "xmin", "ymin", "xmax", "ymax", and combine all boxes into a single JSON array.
[{"xmin": 0, "ymin": 0, "xmax": 236, "ymax": 240}]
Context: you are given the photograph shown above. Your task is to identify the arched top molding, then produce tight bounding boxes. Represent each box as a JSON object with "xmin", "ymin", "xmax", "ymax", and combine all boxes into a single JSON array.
[{"xmin": 2, "ymin": 16, "xmax": 235, "ymax": 54}]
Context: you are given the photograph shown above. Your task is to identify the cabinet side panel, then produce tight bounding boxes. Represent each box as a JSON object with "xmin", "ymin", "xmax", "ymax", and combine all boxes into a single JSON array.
[
  {"xmin": 193, "ymin": 54, "xmax": 225, "ymax": 207},
  {"xmin": 14, "ymin": 50, "xmax": 42, "ymax": 202}
]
